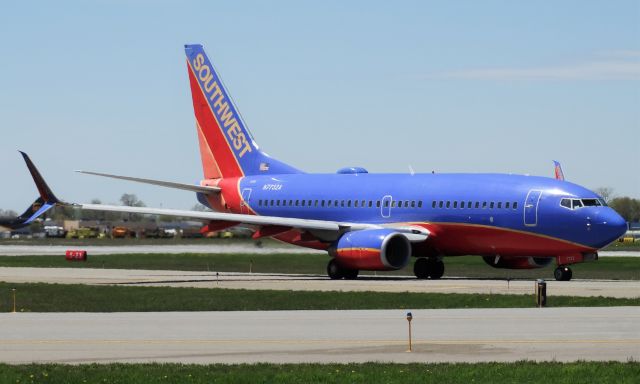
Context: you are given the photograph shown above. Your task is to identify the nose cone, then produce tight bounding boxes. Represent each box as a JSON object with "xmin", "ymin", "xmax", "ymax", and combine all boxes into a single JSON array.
[{"xmin": 594, "ymin": 209, "xmax": 627, "ymax": 248}]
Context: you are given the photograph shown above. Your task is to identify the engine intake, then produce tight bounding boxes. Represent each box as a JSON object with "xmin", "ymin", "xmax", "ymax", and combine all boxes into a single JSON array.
[
  {"xmin": 329, "ymin": 229, "xmax": 411, "ymax": 270},
  {"xmin": 482, "ymin": 256, "xmax": 553, "ymax": 269}
]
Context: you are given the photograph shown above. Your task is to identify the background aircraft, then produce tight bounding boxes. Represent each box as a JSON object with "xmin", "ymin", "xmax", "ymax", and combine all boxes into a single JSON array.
[{"xmin": 16, "ymin": 44, "xmax": 627, "ymax": 281}]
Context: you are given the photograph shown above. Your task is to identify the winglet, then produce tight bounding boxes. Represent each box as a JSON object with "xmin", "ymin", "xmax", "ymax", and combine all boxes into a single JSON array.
[
  {"xmin": 19, "ymin": 151, "xmax": 60, "ymax": 204},
  {"xmin": 553, "ymin": 160, "xmax": 565, "ymax": 181}
]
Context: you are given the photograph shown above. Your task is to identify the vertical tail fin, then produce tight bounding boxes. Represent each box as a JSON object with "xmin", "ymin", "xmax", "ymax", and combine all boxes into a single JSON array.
[
  {"xmin": 553, "ymin": 160, "xmax": 565, "ymax": 181},
  {"xmin": 184, "ymin": 44, "xmax": 302, "ymax": 179}
]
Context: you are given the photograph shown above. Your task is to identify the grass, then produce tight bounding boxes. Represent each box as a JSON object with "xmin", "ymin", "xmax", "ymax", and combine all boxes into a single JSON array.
[
  {"xmin": 0, "ymin": 253, "xmax": 638, "ymax": 280},
  {"xmin": 0, "ymin": 282, "xmax": 637, "ymax": 312},
  {"xmin": 0, "ymin": 362, "xmax": 638, "ymax": 383}
]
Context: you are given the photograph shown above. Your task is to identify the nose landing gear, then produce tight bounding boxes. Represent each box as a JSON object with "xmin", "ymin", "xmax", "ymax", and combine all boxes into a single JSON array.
[{"xmin": 554, "ymin": 266, "xmax": 572, "ymax": 281}]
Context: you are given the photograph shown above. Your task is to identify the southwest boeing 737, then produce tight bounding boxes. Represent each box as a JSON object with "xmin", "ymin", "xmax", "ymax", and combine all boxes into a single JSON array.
[{"xmin": 13, "ymin": 44, "xmax": 627, "ymax": 281}]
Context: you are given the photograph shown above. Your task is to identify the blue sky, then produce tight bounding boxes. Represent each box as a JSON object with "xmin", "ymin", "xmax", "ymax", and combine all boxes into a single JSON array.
[{"xmin": 1, "ymin": 1, "xmax": 638, "ymax": 211}]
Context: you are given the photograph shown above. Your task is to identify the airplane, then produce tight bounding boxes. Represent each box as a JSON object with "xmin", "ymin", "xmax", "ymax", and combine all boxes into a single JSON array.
[
  {"xmin": 0, "ymin": 197, "xmax": 49, "ymax": 231},
  {"xmin": 12, "ymin": 44, "xmax": 627, "ymax": 281}
]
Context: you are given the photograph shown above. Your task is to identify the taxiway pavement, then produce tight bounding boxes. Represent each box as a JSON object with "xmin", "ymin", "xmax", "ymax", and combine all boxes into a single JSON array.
[
  {"xmin": 1, "ymin": 267, "xmax": 638, "ymax": 298},
  {"xmin": 0, "ymin": 307, "xmax": 637, "ymax": 364}
]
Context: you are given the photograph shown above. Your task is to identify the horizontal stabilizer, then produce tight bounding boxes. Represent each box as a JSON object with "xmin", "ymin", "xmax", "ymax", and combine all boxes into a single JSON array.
[{"xmin": 76, "ymin": 170, "xmax": 221, "ymax": 194}]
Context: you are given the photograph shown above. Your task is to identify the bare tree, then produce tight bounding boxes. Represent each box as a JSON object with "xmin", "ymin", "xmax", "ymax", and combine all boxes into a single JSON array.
[
  {"xmin": 594, "ymin": 187, "xmax": 614, "ymax": 203},
  {"xmin": 120, "ymin": 194, "xmax": 145, "ymax": 207}
]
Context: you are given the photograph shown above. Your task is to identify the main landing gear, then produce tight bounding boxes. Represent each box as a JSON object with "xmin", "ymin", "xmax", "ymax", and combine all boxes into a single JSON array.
[
  {"xmin": 414, "ymin": 258, "xmax": 444, "ymax": 279},
  {"xmin": 554, "ymin": 266, "xmax": 572, "ymax": 281},
  {"xmin": 327, "ymin": 259, "xmax": 359, "ymax": 280}
]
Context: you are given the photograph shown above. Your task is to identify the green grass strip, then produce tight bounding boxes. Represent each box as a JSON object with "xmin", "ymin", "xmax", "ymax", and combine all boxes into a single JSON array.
[
  {"xmin": 1, "ymin": 253, "xmax": 639, "ymax": 280},
  {"xmin": 0, "ymin": 362, "xmax": 638, "ymax": 384},
  {"xmin": 0, "ymin": 282, "xmax": 637, "ymax": 312}
]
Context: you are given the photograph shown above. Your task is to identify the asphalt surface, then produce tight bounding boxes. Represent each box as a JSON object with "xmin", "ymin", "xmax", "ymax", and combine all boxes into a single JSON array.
[
  {"xmin": 1, "ymin": 267, "xmax": 639, "ymax": 298},
  {"xmin": 0, "ymin": 307, "xmax": 637, "ymax": 364}
]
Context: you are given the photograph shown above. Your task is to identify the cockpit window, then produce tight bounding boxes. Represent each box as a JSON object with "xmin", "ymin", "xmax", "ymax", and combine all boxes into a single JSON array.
[
  {"xmin": 581, "ymin": 198, "xmax": 601, "ymax": 207},
  {"xmin": 560, "ymin": 197, "xmax": 606, "ymax": 210},
  {"xmin": 598, "ymin": 198, "xmax": 608, "ymax": 207}
]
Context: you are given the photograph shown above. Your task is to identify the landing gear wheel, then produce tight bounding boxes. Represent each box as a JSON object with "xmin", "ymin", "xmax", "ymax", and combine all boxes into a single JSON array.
[
  {"xmin": 343, "ymin": 269, "xmax": 359, "ymax": 280},
  {"xmin": 414, "ymin": 258, "xmax": 429, "ymax": 279},
  {"xmin": 554, "ymin": 266, "xmax": 572, "ymax": 281},
  {"xmin": 430, "ymin": 260, "xmax": 445, "ymax": 279},
  {"xmin": 327, "ymin": 259, "xmax": 344, "ymax": 280},
  {"xmin": 414, "ymin": 258, "xmax": 445, "ymax": 279}
]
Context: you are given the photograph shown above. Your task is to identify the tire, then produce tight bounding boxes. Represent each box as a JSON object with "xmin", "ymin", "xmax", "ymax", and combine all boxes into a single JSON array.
[
  {"xmin": 327, "ymin": 259, "xmax": 344, "ymax": 280},
  {"xmin": 414, "ymin": 258, "xmax": 429, "ymax": 279},
  {"xmin": 429, "ymin": 260, "xmax": 445, "ymax": 279},
  {"xmin": 554, "ymin": 266, "xmax": 572, "ymax": 281},
  {"xmin": 343, "ymin": 269, "xmax": 359, "ymax": 280},
  {"xmin": 554, "ymin": 267, "xmax": 564, "ymax": 281}
]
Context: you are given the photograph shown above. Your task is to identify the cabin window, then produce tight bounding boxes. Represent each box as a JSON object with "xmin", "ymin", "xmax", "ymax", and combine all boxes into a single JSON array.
[
  {"xmin": 258, "ymin": 199, "xmax": 262, "ymax": 206},
  {"xmin": 270, "ymin": 200, "xmax": 274, "ymax": 206},
  {"xmin": 439, "ymin": 201, "xmax": 443, "ymax": 208},
  {"xmin": 314, "ymin": 200, "xmax": 318, "ymax": 207},
  {"xmin": 334, "ymin": 200, "xmax": 339, "ymax": 206},
  {"xmin": 432, "ymin": 201, "xmax": 436, "ymax": 208},
  {"xmin": 453, "ymin": 201, "xmax": 458, "ymax": 208},
  {"xmin": 321, "ymin": 200, "xmax": 325, "ymax": 207},
  {"xmin": 391, "ymin": 201, "xmax": 396, "ymax": 208},
  {"xmin": 497, "ymin": 202, "xmax": 502, "ymax": 209},
  {"xmin": 418, "ymin": 201, "xmax": 423, "ymax": 208},
  {"xmin": 505, "ymin": 202, "xmax": 510, "ymax": 209},
  {"xmin": 276, "ymin": 200, "xmax": 280, "ymax": 206},
  {"xmin": 384, "ymin": 200, "xmax": 389, "ymax": 208},
  {"xmin": 513, "ymin": 202, "xmax": 518, "ymax": 209},
  {"xmin": 490, "ymin": 202, "xmax": 495, "ymax": 209},
  {"xmin": 482, "ymin": 202, "xmax": 487, "ymax": 209},
  {"xmin": 467, "ymin": 201, "xmax": 471, "ymax": 208},
  {"xmin": 404, "ymin": 201, "xmax": 409, "ymax": 208},
  {"xmin": 368, "ymin": 200, "xmax": 373, "ymax": 207},
  {"xmin": 377, "ymin": 201, "xmax": 381, "ymax": 208},
  {"xmin": 446, "ymin": 201, "xmax": 451, "ymax": 208},
  {"xmin": 348, "ymin": 200, "xmax": 352, "ymax": 207},
  {"xmin": 308, "ymin": 200, "xmax": 312, "ymax": 206}
]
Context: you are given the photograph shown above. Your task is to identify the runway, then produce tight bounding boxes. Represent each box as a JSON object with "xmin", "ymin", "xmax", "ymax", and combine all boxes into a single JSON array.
[
  {"xmin": 1, "ymin": 267, "xmax": 639, "ymax": 298},
  {"xmin": 0, "ymin": 307, "xmax": 637, "ymax": 364}
]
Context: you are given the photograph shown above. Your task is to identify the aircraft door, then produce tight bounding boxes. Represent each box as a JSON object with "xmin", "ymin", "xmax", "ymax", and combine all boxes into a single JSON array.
[
  {"xmin": 524, "ymin": 190, "xmax": 542, "ymax": 226},
  {"xmin": 240, "ymin": 188, "xmax": 252, "ymax": 214},
  {"xmin": 381, "ymin": 195, "xmax": 392, "ymax": 218}
]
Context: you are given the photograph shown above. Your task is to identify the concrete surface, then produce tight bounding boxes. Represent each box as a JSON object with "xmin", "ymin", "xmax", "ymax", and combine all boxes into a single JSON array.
[
  {"xmin": 1, "ymin": 267, "xmax": 638, "ymax": 298},
  {"xmin": 0, "ymin": 307, "xmax": 637, "ymax": 364}
]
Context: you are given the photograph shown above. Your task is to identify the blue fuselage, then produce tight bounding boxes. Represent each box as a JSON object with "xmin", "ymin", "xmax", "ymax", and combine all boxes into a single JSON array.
[{"xmin": 223, "ymin": 173, "xmax": 626, "ymax": 255}]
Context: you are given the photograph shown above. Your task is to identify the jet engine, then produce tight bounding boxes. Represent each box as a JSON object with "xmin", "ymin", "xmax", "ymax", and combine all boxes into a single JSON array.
[
  {"xmin": 329, "ymin": 229, "xmax": 411, "ymax": 270},
  {"xmin": 482, "ymin": 256, "xmax": 553, "ymax": 269}
]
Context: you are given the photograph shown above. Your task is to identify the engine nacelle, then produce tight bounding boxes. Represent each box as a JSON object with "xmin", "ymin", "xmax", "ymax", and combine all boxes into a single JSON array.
[
  {"xmin": 329, "ymin": 229, "xmax": 411, "ymax": 270},
  {"xmin": 482, "ymin": 256, "xmax": 553, "ymax": 269}
]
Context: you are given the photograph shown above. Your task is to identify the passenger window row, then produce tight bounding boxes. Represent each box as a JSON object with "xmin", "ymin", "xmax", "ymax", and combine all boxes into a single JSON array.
[
  {"xmin": 256, "ymin": 199, "xmax": 424, "ymax": 209},
  {"xmin": 431, "ymin": 200, "xmax": 518, "ymax": 210}
]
